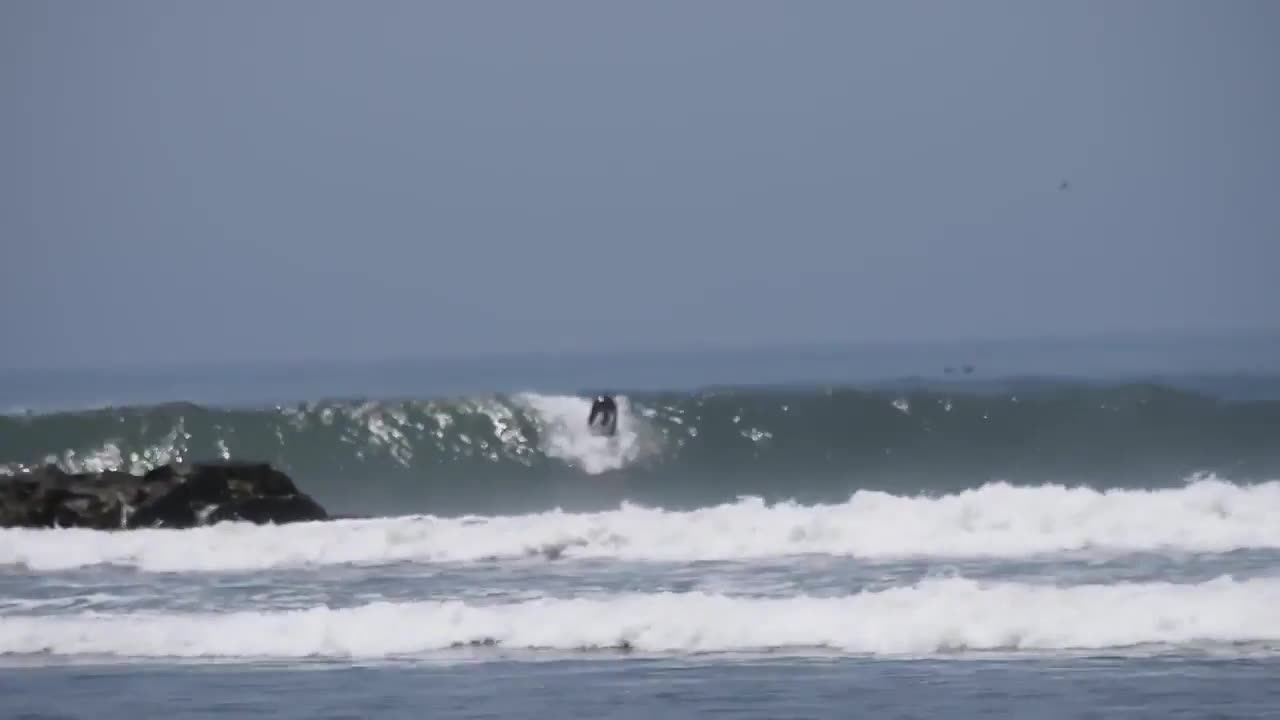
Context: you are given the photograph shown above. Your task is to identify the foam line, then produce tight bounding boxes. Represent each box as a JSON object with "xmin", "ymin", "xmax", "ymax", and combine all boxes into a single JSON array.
[
  {"xmin": 3, "ymin": 478, "xmax": 1278, "ymax": 572},
  {"xmin": 4, "ymin": 576, "xmax": 1278, "ymax": 658}
]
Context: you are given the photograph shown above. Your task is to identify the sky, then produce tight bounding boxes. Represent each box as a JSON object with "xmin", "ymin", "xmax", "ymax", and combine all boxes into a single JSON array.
[{"xmin": 3, "ymin": 0, "xmax": 1278, "ymax": 370}]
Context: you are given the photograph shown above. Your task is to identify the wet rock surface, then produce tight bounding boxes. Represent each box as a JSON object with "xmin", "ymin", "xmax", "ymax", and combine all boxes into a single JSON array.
[{"xmin": 0, "ymin": 461, "xmax": 329, "ymax": 530}]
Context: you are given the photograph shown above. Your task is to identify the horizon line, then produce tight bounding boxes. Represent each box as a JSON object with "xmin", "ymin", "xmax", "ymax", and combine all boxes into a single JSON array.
[{"xmin": 3, "ymin": 324, "xmax": 1279, "ymax": 376}]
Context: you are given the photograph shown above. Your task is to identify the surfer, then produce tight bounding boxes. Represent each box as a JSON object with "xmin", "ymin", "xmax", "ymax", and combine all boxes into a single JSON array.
[{"xmin": 587, "ymin": 394, "xmax": 618, "ymax": 436}]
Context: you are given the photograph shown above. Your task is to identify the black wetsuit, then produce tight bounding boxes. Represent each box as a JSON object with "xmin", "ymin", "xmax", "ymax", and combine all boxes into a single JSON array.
[{"xmin": 588, "ymin": 395, "xmax": 617, "ymax": 431}]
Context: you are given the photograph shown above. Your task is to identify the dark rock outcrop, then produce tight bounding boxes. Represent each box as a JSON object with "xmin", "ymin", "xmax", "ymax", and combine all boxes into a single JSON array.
[{"xmin": 0, "ymin": 461, "xmax": 329, "ymax": 530}]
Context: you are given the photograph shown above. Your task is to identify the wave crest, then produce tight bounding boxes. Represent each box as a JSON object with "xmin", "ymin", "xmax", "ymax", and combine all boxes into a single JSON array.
[{"xmin": 5, "ymin": 384, "xmax": 1280, "ymax": 515}]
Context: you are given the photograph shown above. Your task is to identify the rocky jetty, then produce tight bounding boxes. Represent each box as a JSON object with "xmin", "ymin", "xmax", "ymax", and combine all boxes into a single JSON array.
[{"xmin": 0, "ymin": 461, "xmax": 329, "ymax": 530}]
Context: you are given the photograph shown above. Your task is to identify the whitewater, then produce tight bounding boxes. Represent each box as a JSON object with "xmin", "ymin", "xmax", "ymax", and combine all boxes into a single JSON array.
[
  {"xmin": 6, "ymin": 576, "xmax": 1280, "ymax": 659},
  {"xmin": 4, "ymin": 477, "xmax": 1280, "ymax": 572}
]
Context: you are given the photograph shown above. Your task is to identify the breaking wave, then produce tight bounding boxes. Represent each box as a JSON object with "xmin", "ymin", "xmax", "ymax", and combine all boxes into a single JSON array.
[
  {"xmin": 3, "ymin": 576, "xmax": 1278, "ymax": 658},
  {"xmin": 3, "ymin": 383, "xmax": 1280, "ymax": 515},
  {"xmin": 3, "ymin": 476, "xmax": 1278, "ymax": 572}
]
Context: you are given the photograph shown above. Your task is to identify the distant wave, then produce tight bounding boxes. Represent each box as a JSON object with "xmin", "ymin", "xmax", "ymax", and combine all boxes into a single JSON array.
[
  {"xmin": 3, "ymin": 576, "xmax": 1278, "ymax": 658},
  {"xmin": 4, "ymin": 383, "xmax": 1280, "ymax": 516}
]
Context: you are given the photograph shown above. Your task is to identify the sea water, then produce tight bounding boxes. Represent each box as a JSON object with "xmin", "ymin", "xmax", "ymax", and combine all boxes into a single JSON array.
[{"xmin": 3, "ymin": 338, "xmax": 1280, "ymax": 718}]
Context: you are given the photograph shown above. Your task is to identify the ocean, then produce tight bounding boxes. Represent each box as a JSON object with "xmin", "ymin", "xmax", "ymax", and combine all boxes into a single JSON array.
[{"xmin": 3, "ymin": 337, "xmax": 1280, "ymax": 718}]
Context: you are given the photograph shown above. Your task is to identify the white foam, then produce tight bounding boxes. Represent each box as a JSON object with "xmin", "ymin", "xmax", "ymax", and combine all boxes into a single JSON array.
[
  {"xmin": 3, "ymin": 477, "xmax": 1279, "ymax": 572},
  {"xmin": 3, "ymin": 576, "xmax": 1278, "ymax": 658},
  {"xmin": 515, "ymin": 393, "xmax": 658, "ymax": 474},
  {"xmin": 0, "ymin": 593, "xmax": 133, "ymax": 614}
]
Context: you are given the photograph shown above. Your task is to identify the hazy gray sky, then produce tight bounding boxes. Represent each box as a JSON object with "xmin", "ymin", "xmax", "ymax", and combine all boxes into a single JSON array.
[{"xmin": 4, "ymin": 0, "xmax": 1278, "ymax": 369}]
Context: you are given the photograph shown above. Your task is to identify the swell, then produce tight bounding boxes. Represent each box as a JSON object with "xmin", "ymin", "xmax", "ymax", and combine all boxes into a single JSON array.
[{"xmin": 3, "ymin": 383, "xmax": 1280, "ymax": 516}]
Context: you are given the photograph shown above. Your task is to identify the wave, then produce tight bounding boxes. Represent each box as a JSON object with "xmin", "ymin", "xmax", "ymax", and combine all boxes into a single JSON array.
[
  {"xmin": 3, "ymin": 576, "xmax": 1277, "ymax": 659},
  {"xmin": 4, "ymin": 384, "xmax": 1280, "ymax": 516},
  {"xmin": 3, "ymin": 477, "xmax": 1278, "ymax": 572}
]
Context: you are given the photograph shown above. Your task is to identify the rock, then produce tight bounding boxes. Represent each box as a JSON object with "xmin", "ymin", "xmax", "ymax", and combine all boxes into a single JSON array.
[
  {"xmin": 0, "ymin": 475, "xmax": 39, "ymax": 527},
  {"xmin": 0, "ymin": 461, "xmax": 329, "ymax": 531},
  {"xmin": 204, "ymin": 495, "xmax": 330, "ymax": 525},
  {"xmin": 0, "ymin": 465, "xmax": 147, "ymax": 529}
]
